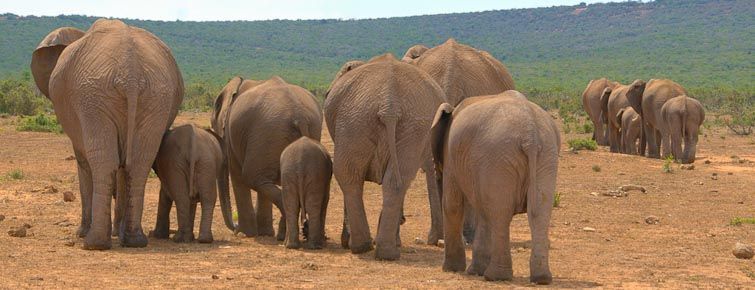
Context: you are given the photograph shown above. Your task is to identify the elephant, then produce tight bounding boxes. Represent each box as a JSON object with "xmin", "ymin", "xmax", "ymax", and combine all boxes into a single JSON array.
[
  {"xmin": 661, "ymin": 95, "xmax": 705, "ymax": 163},
  {"xmin": 30, "ymin": 19, "xmax": 183, "ymax": 249},
  {"xmin": 408, "ymin": 38, "xmax": 516, "ymax": 245},
  {"xmin": 150, "ymin": 124, "xmax": 235, "ymax": 243},
  {"xmin": 280, "ymin": 137, "xmax": 333, "ymax": 249},
  {"xmin": 616, "ymin": 107, "xmax": 643, "ymax": 155},
  {"xmin": 582, "ymin": 78, "xmax": 621, "ymax": 146},
  {"xmin": 401, "ymin": 44, "xmax": 429, "ymax": 62},
  {"xmin": 324, "ymin": 53, "xmax": 445, "ymax": 260},
  {"xmin": 625, "ymin": 79, "xmax": 688, "ymax": 159},
  {"xmin": 600, "ymin": 85, "xmax": 633, "ymax": 153},
  {"xmin": 430, "ymin": 91, "xmax": 560, "ymax": 283},
  {"xmin": 213, "ymin": 76, "xmax": 322, "ymax": 240}
]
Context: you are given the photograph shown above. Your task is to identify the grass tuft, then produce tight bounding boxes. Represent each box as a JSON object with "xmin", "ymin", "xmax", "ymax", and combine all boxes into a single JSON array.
[
  {"xmin": 7, "ymin": 168, "xmax": 24, "ymax": 180},
  {"xmin": 16, "ymin": 113, "xmax": 63, "ymax": 133},
  {"xmin": 730, "ymin": 217, "xmax": 755, "ymax": 226},
  {"xmin": 568, "ymin": 138, "xmax": 597, "ymax": 151}
]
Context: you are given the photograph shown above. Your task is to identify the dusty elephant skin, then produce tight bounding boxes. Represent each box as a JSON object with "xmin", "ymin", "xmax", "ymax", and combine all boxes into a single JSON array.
[
  {"xmin": 30, "ymin": 19, "xmax": 183, "ymax": 250},
  {"xmin": 625, "ymin": 79, "xmax": 688, "ymax": 159},
  {"xmin": 280, "ymin": 137, "xmax": 333, "ymax": 250},
  {"xmin": 616, "ymin": 106, "xmax": 643, "ymax": 155},
  {"xmin": 213, "ymin": 76, "xmax": 322, "ymax": 240},
  {"xmin": 150, "ymin": 124, "xmax": 235, "ymax": 243},
  {"xmin": 582, "ymin": 78, "xmax": 621, "ymax": 146},
  {"xmin": 324, "ymin": 54, "xmax": 445, "ymax": 260},
  {"xmin": 661, "ymin": 95, "xmax": 705, "ymax": 164},
  {"xmin": 405, "ymin": 39, "xmax": 516, "ymax": 245},
  {"xmin": 431, "ymin": 91, "xmax": 560, "ymax": 284}
]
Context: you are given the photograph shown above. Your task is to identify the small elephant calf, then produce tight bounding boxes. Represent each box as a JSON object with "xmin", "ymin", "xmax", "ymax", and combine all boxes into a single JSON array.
[
  {"xmin": 617, "ymin": 107, "xmax": 643, "ymax": 155},
  {"xmin": 150, "ymin": 124, "xmax": 235, "ymax": 243},
  {"xmin": 661, "ymin": 95, "xmax": 705, "ymax": 164},
  {"xmin": 280, "ymin": 137, "xmax": 332, "ymax": 249}
]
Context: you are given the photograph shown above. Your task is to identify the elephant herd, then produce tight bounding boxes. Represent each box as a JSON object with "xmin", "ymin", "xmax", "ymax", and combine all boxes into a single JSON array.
[
  {"xmin": 582, "ymin": 78, "xmax": 705, "ymax": 163},
  {"xmin": 30, "ymin": 19, "xmax": 563, "ymax": 284}
]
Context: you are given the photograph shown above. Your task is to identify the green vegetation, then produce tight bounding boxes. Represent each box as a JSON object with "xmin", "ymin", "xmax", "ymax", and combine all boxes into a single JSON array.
[
  {"xmin": 592, "ymin": 165, "xmax": 601, "ymax": 172},
  {"xmin": 553, "ymin": 192, "xmax": 562, "ymax": 208},
  {"xmin": 7, "ymin": 168, "xmax": 24, "ymax": 180},
  {"xmin": 568, "ymin": 138, "xmax": 597, "ymax": 151},
  {"xmin": 16, "ymin": 113, "xmax": 63, "ymax": 133},
  {"xmin": 0, "ymin": 0, "xmax": 752, "ymax": 112},
  {"xmin": 730, "ymin": 217, "xmax": 755, "ymax": 226},
  {"xmin": 0, "ymin": 73, "xmax": 50, "ymax": 115},
  {"xmin": 722, "ymin": 94, "xmax": 754, "ymax": 136},
  {"xmin": 662, "ymin": 155, "xmax": 674, "ymax": 173}
]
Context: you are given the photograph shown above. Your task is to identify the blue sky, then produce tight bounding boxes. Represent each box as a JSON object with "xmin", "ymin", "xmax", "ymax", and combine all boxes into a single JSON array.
[{"xmin": 4, "ymin": 0, "xmax": 614, "ymax": 21}]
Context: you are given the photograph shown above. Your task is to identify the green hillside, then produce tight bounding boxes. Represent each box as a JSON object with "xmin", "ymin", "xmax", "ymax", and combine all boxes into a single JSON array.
[{"xmin": 0, "ymin": 0, "xmax": 752, "ymax": 112}]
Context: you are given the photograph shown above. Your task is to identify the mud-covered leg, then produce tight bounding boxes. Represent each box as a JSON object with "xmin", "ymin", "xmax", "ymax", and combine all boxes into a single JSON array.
[{"xmin": 422, "ymin": 157, "xmax": 443, "ymax": 246}]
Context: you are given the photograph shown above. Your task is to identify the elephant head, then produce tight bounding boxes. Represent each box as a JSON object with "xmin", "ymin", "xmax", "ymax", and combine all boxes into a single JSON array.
[
  {"xmin": 626, "ymin": 79, "xmax": 647, "ymax": 116},
  {"xmin": 211, "ymin": 76, "xmax": 244, "ymax": 139},
  {"xmin": 30, "ymin": 27, "xmax": 85, "ymax": 98},
  {"xmin": 401, "ymin": 44, "xmax": 429, "ymax": 62},
  {"xmin": 326, "ymin": 60, "xmax": 364, "ymax": 99},
  {"xmin": 599, "ymin": 87, "xmax": 613, "ymax": 126}
]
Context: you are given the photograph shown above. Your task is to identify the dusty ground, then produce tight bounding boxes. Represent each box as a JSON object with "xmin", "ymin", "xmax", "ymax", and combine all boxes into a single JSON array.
[{"xmin": 0, "ymin": 112, "xmax": 753, "ymax": 288}]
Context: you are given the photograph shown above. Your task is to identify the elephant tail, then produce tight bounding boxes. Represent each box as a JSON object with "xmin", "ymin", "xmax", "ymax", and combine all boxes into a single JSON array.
[
  {"xmin": 188, "ymin": 125, "xmax": 197, "ymax": 202},
  {"xmin": 293, "ymin": 119, "xmax": 310, "ymax": 139},
  {"xmin": 680, "ymin": 95, "xmax": 688, "ymax": 141},
  {"xmin": 380, "ymin": 114, "xmax": 402, "ymax": 190},
  {"xmin": 524, "ymin": 143, "xmax": 542, "ymax": 215}
]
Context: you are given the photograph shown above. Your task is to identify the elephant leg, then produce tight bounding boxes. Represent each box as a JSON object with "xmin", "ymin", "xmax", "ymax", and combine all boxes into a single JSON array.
[
  {"xmin": 255, "ymin": 192, "xmax": 275, "ymax": 237},
  {"xmin": 442, "ymin": 177, "xmax": 466, "ymax": 272},
  {"xmin": 467, "ymin": 212, "xmax": 490, "ymax": 276},
  {"xmin": 305, "ymin": 207, "xmax": 325, "ymax": 250},
  {"xmin": 150, "ymin": 185, "xmax": 171, "ymax": 239},
  {"xmin": 341, "ymin": 199, "xmax": 350, "ymax": 249},
  {"xmin": 230, "ymin": 159, "xmax": 257, "ymax": 237},
  {"xmin": 253, "ymin": 183, "xmax": 286, "ymax": 241},
  {"xmin": 375, "ymin": 163, "xmax": 414, "ymax": 261},
  {"xmin": 645, "ymin": 123, "xmax": 660, "ymax": 158},
  {"xmin": 172, "ymin": 180, "xmax": 194, "ymax": 243},
  {"xmin": 668, "ymin": 119, "xmax": 684, "ymax": 163},
  {"xmin": 639, "ymin": 128, "xmax": 647, "ymax": 157},
  {"xmin": 608, "ymin": 124, "xmax": 620, "ymax": 153},
  {"xmin": 483, "ymin": 210, "xmax": 514, "ymax": 281},
  {"xmin": 81, "ymin": 121, "xmax": 120, "ymax": 250},
  {"xmin": 120, "ymin": 162, "xmax": 152, "ymax": 248},
  {"xmin": 283, "ymin": 183, "xmax": 301, "ymax": 249},
  {"xmin": 660, "ymin": 127, "xmax": 673, "ymax": 160},
  {"xmin": 340, "ymin": 181, "xmax": 372, "ymax": 254},
  {"xmin": 422, "ymin": 157, "xmax": 443, "ymax": 246},
  {"xmin": 198, "ymin": 181, "xmax": 216, "ymax": 243},
  {"xmin": 683, "ymin": 127, "xmax": 699, "ymax": 164},
  {"xmin": 74, "ymin": 153, "xmax": 93, "ymax": 238},
  {"xmin": 462, "ymin": 201, "xmax": 476, "ymax": 245},
  {"xmin": 528, "ymin": 168, "xmax": 556, "ymax": 285}
]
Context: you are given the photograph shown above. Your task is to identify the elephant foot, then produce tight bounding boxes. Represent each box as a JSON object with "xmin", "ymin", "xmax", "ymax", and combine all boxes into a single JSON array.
[
  {"xmin": 442, "ymin": 258, "xmax": 466, "ymax": 273},
  {"xmin": 350, "ymin": 239, "xmax": 374, "ymax": 254},
  {"xmin": 197, "ymin": 233, "xmax": 213, "ymax": 244},
  {"xmin": 257, "ymin": 222, "xmax": 275, "ymax": 237},
  {"xmin": 340, "ymin": 228, "xmax": 350, "ymax": 249},
  {"xmin": 285, "ymin": 239, "xmax": 302, "ymax": 249},
  {"xmin": 466, "ymin": 262, "xmax": 486, "ymax": 276},
  {"xmin": 121, "ymin": 230, "xmax": 148, "ymax": 247},
  {"xmin": 76, "ymin": 225, "xmax": 90, "ymax": 238},
  {"xmin": 530, "ymin": 272, "xmax": 553, "ymax": 285},
  {"xmin": 83, "ymin": 232, "xmax": 112, "ymax": 250},
  {"xmin": 426, "ymin": 229, "xmax": 442, "ymax": 246},
  {"xmin": 149, "ymin": 228, "xmax": 170, "ymax": 239},
  {"xmin": 375, "ymin": 245, "xmax": 400, "ymax": 261},
  {"xmin": 462, "ymin": 226, "xmax": 475, "ymax": 246},
  {"xmin": 483, "ymin": 265, "xmax": 514, "ymax": 281},
  {"xmin": 172, "ymin": 231, "xmax": 195, "ymax": 243},
  {"xmin": 235, "ymin": 223, "xmax": 258, "ymax": 238},
  {"xmin": 305, "ymin": 239, "xmax": 324, "ymax": 250}
]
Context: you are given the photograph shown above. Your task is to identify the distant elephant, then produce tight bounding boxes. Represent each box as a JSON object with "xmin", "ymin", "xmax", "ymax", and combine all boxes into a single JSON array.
[
  {"xmin": 430, "ymin": 91, "xmax": 560, "ymax": 283},
  {"xmin": 150, "ymin": 124, "xmax": 235, "ymax": 243},
  {"xmin": 625, "ymin": 79, "xmax": 688, "ymax": 159},
  {"xmin": 582, "ymin": 78, "xmax": 620, "ymax": 146},
  {"xmin": 410, "ymin": 38, "xmax": 516, "ymax": 244},
  {"xmin": 280, "ymin": 137, "xmax": 332, "ymax": 249},
  {"xmin": 600, "ymin": 85, "xmax": 632, "ymax": 153},
  {"xmin": 213, "ymin": 76, "xmax": 322, "ymax": 240},
  {"xmin": 401, "ymin": 44, "xmax": 429, "ymax": 62},
  {"xmin": 661, "ymin": 95, "xmax": 705, "ymax": 163},
  {"xmin": 30, "ymin": 19, "xmax": 183, "ymax": 249},
  {"xmin": 324, "ymin": 54, "xmax": 444, "ymax": 260},
  {"xmin": 616, "ymin": 107, "xmax": 643, "ymax": 155}
]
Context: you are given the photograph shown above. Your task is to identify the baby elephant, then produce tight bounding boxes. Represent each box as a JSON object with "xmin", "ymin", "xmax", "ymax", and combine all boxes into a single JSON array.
[
  {"xmin": 280, "ymin": 137, "xmax": 333, "ymax": 249},
  {"xmin": 151, "ymin": 124, "xmax": 235, "ymax": 243},
  {"xmin": 617, "ymin": 107, "xmax": 643, "ymax": 155},
  {"xmin": 661, "ymin": 95, "xmax": 705, "ymax": 164}
]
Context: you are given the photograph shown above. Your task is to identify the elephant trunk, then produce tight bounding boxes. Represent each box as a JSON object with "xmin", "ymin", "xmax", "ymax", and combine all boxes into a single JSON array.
[{"xmin": 218, "ymin": 158, "xmax": 236, "ymax": 231}]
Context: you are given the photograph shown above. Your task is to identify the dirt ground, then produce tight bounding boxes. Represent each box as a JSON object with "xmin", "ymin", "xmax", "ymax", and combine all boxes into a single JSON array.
[{"xmin": 0, "ymin": 112, "xmax": 753, "ymax": 288}]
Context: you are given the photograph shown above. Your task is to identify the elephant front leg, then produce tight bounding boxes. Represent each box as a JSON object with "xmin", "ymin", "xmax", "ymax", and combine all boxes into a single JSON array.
[
  {"xmin": 150, "ymin": 186, "xmax": 171, "ymax": 239},
  {"xmin": 422, "ymin": 157, "xmax": 443, "ymax": 246},
  {"xmin": 645, "ymin": 125, "xmax": 661, "ymax": 158},
  {"xmin": 254, "ymin": 183, "xmax": 286, "ymax": 241},
  {"xmin": 442, "ymin": 179, "xmax": 466, "ymax": 272}
]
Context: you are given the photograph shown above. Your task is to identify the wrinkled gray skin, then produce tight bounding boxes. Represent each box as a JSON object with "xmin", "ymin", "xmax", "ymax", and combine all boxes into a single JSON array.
[
  {"xmin": 325, "ymin": 54, "xmax": 445, "ymax": 260},
  {"xmin": 213, "ymin": 76, "xmax": 322, "ymax": 240},
  {"xmin": 30, "ymin": 19, "xmax": 183, "ymax": 250},
  {"xmin": 431, "ymin": 91, "xmax": 560, "ymax": 283},
  {"xmin": 600, "ymin": 85, "xmax": 634, "ymax": 153},
  {"xmin": 661, "ymin": 95, "xmax": 705, "ymax": 164},
  {"xmin": 582, "ymin": 78, "xmax": 620, "ymax": 146},
  {"xmin": 401, "ymin": 44, "xmax": 429, "ymax": 63},
  {"xmin": 408, "ymin": 39, "xmax": 516, "ymax": 245},
  {"xmin": 150, "ymin": 124, "xmax": 235, "ymax": 243},
  {"xmin": 625, "ymin": 79, "xmax": 688, "ymax": 159},
  {"xmin": 616, "ymin": 107, "xmax": 643, "ymax": 155},
  {"xmin": 280, "ymin": 137, "xmax": 332, "ymax": 249}
]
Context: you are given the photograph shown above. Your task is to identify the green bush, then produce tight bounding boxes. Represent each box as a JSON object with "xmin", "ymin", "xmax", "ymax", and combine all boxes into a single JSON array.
[
  {"xmin": 181, "ymin": 82, "xmax": 220, "ymax": 112},
  {"xmin": 7, "ymin": 169, "xmax": 24, "ymax": 180},
  {"xmin": 567, "ymin": 138, "xmax": 597, "ymax": 151},
  {"xmin": 16, "ymin": 113, "xmax": 63, "ymax": 133},
  {"xmin": 730, "ymin": 217, "xmax": 755, "ymax": 226},
  {"xmin": 577, "ymin": 123, "xmax": 594, "ymax": 134},
  {"xmin": 662, "ymin": 155, "xmax": 674, "ymax": 173},
  {"xmin": 0, "ymin": 75, "xmax": 51, "ymax": 115},
  {"xmin": 553, "ymin": 192, "xmax": 562, "ymax": 208}
]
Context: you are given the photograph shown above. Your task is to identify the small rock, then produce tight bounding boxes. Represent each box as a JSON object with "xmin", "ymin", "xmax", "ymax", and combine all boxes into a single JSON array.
[
  {"xmin": 727, "ymin": 172, "xmax": 733, "ymax": 175},
  {"xmin": 711, "ymin": 175, "xmax": 718, "ymax": 180},
  {"xmin": 738, "ymin": 159, "xmax": 747, "ymax": 164},
  {"xmin": 0, "ymin": 214, "xmax": 5, "ymax": 222},
  {"xmin": 563, "ymin": 221, "xmax": 571, "ymax": 225},
  {"xmin": 732, "ymin": 242, "xmax": 754, "ymax": 259},
  {"xmin": 62, "ymin": 191, "xmax": 75, "ymax": 202},
  {"xmin": 63, "ymin": 240, "xmax": 75, "ymax": 247},
  {"xmin": 29, "ymin": 277, "xmax": 43, "ymax": 281},
  {"xmin": 645, "ymin": 216, "xmax": 660, "ymax": 225},
  {"xmin": 437, "ymin": 239, "xmax": 445, "ymax": 248},
  {"xmin": 64, "ymin": 155, "xmax": 76, "ymax": 161},
  {"xmin": 695, "ymin": 181, "xmax": 704, "ymax": 185},
  {"xmin": 712, "ymin": 173, "xmax": 718, "ymax": 176},
  {"xmin": 23, "ymin": 223, "xmax": 32, "ymax": 229},
  {"xmin": 603, "ymin": 190, "xmax": 627, "ymax": 197},
  {"xmin": 41, "ymin": 185, "xmax": 58, "ymax": 194},
  {"xmin": 680, "ymin": 164, "xmax": 695, "ymax": 170},
  {"xmin": 617, "ymin": 172, "xmax": 626, "ymax": 176},
  {"xmin": 226, "ymin": 277, "xmax": 234, "ymax": 281},
  {"xmin": 589, "ymin": 192, "xmax": 599, "ymax": 196},
  {"xmin": 704, "ymin": 160, "xmax": 711, "ymax": 164},
  {"xmin": 8, "ymin": 227, "xmax": 27, "ymax": 237},
  {"xmin": 619, "ymin": 184, "xmax": 646, "ymax": 193},
  {"xmin": 212, "ymin": 274, "xmax": 220, "ymax": 280},
  {"xmin": 302, "ymin": 262, "xmax": 318, "ymax": 270},
  {"xmin": 582, "ymin": 227, "xmax": 596, "ymax": 232},
  {"xmin": 414, "ymin": 237, "xmax": 426, "ymax": 245}
]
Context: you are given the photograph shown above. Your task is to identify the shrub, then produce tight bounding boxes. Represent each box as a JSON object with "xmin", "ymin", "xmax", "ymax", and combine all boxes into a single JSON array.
[
  {"xmin": 722, "ymin": 93, "xmax": 754, "ymax": 136},
  {"xmin": 662, "ymin": 155, "xmax": 674, "ymax": 173},
  {"xmin": 568, "ymin": 138, "xmax": 597, "ymax": 151},
  {"xmin": 7, "ymin": 169, "xmax": 24, "ymax": 180},
  {"xmin": 0, "ymin": 74, "xmax": 51, "ymax": 115},
  {"xmin": 578, "ymin": 123, "xmax": 594, "ymax": 134},
  {"xmin": 16, "ymin": 113, "xmax": 63, "ymax": 133},
  {"xmin": 730, "ymin": 217, "xmax": 755, "ymax": 226},
  {"xmin": 553, "ymin": 192, "xmax": 562, "ymax": 208},
  {"xmin": 181, "ymin": 82, "xmax": 220, "ymax": 112}
]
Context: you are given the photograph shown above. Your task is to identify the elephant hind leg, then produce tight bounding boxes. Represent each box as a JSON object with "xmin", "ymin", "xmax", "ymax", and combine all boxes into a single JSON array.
[
  {"xmin": 339, "ymin": 181, "xmax": 372, "ymax": 254},
  {"xmin": 442, "ymin": 177, "xmax": 466, "ymax": 273},
  {"xmin": 80, "ymin": 120, "xmax": 120, "ymax": 250},
  {"xmin": 74, "ymin": 152, "xmax": 93, "ymax": 238},
  {"xmin": 197, "ymin": 181, "xmax": 217, "ymax": 243},
  {"xmin": 479, "ymin": 175, "xmax": 515, "ymax": 281},
  {"xmin": 150, "ymin": 185, "xmax": 172, "ymax": 239},
  {"xmin": 253, "ymin": 183, "xmax": 286, "ymax": 241}
]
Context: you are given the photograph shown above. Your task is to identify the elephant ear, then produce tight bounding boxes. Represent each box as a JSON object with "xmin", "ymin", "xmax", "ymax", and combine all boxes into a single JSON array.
[
  {"xmin": 599, "ymin": 87, "xmax": 612, "ymax": 124},
  {"xmin": 616, "ymin": 108, "xmax": 626, "ymax": 127},
  {"xmin": 30, "ymin": 27, "xmax": 85, "ymax": 98},
  {"xmin": 430, "ymin": 103, "xmax": 455, "ymax": 173},
  {"xmin": 401, "ymin": 45, "xmax": 429, "ymax": 62},
  {"xmin": 626, "ymin": 79, "xmax": 646, "ymax": 116},
  {"xmin": 326, "ymin": 60, "xmax": 365, "ymax": 99},
  {"xmin": 211, "ymin": 76, "xmax": 244, "ymax": 138}
]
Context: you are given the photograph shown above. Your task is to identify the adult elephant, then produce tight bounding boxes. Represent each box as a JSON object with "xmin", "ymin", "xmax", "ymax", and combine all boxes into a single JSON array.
[
  {"xmin": 430, "ymin": 91, "xmax": 560, "ymax": 283},
  {"xmin": 409, "ymin": 38, "xmax": 516, "ymax": 244},
  {"xmin": 582, "ymin": 78, "xmax": 620, "ymax": 146},
  {"xmin": 625, "ymin": 79, "xmax": 688, "ymax": 159},
  {"xmin": 601, "ymin": 85, "xmax": 633, "ymax": 153},
  {"xmin": 325, "ymin": 54, "xmax": 444, "ymax": 260},
  {"xmin": 30, "ymin": 19, "xmax": 183, "ymax": 249},
  {"xmin": 212, "ymin": 76, "xmax": 322, "ymax": 240},
  {"xmin": 661, "ymin": 95, "xmax": 705, "ymax": 164}
]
